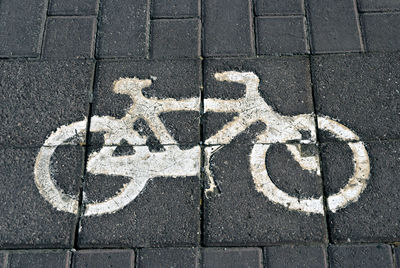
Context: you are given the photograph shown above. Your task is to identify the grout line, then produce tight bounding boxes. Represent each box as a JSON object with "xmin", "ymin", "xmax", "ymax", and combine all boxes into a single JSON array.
[
  {"xmin": 199, "ymin": 0, "xmax": 207, "ymax": 247},
  {"xmin": 68, "ymin": 249, "xmax": 74, "ymax": 268},
  {"xmin": 39, "ymin": 0, "xmax": 51, "ymax": 60},
  {"xmin": 391, "ymin": 245, "xmax": 397, "ymax": 268},
  {"xmin": 250, "ymin": 0, "xmax": 257, "ymax": 56},
  {"xmin": 199, "ymin": 0, "xmax": 206, "ymax": 248},
  {"xmin": 306, "ymin": 47, "xmax": 332, "ymax": 245},
  {"xmin": 72, "ymin": 61, "xmax": 97, "ymax": 249},
  {"xmin": 358, "ymin": 10, "xmax": 400, "ymax": 14},
  {"xmin": 134, "ymin": 248, "xmax": 139, "ymax": 268},
  {"xmin": 2, "ymin": 252, "xmax": 8, "ymax": 268},
  {"xmin": 45, "ymin": 15, "xmax": 98, "ymax": 19},
  {"xmin": 303, "ymin": 0, "xmax": 313, "ymax": 54},
  {"xmin": 150, "ymin": 17, "xmax": 200, "ymax": 21},
  {"xmin": 145, "ymin": 0, "xmax": 152, "ymax": 60},
  {"xmin": 200, "ymin": 0, "xmax": 206, "ymax": 58},
  {"xmin": 93, "ymin": 0, "xmax": 103, "ymax": 60},
  {"xmin": 256, "ymin": 14, "xmax": 307, "ymax": 18},
  {"xmin": 353, "ymin": 0, "xmax": 365, "ymax": 52}
]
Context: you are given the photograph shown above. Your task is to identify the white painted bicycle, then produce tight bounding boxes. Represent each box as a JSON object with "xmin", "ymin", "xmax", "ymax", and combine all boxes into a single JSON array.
[{"xmin": 34, "ymin": 71, "xmax": 370, "ymax": 217}]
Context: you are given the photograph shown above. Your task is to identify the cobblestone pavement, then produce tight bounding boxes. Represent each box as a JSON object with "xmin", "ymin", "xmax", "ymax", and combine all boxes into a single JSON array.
[{"xmin": 1, "ymin": 0, "xmax": 400, "ymax": 267}]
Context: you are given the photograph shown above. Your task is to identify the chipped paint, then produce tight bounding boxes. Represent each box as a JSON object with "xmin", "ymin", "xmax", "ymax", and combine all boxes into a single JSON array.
[
  {"xmin": 250, "ymin": 144, "xmax": 325, "ymax": 214},
  {"xmin": 35, "ymin": 77, "xmax": 200, "ymax": 216},
  {"xmin": 204, "ymin": 146, "xmax": 223, "ymax": 196},
  {"xmin": 317, "ymin": 116, "xmax": 370, "ymax": 213},
  {"xmin": 206, "ymin": 71, "xmax": 370, "ymax": 214},
  {"xmin": 34, "ymin": 120, "xmax": 87, "ymax": 214},
  {"xmin": 204, "ymin": 71, "xmax": 316, "ymax": 145},
  {"xmin": 85, "ymin": 145, "xmax": 200, "ymax": 216}
]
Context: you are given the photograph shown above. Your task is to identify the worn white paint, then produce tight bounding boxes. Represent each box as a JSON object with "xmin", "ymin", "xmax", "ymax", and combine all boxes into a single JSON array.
[
  {"xmin": 35, "ymin": 77, "xmax": 201, "ymax": 216},
  {"xmin": 250, "ymin": 144, "xmax": 325, "ymax": 214},
  {"xmin": 204, "ymin": 71, "xmax": 316, "ymax": 145},
  {"xmin": 34, "ymin": 72, "xmax": 370, "ymax": 217},
  {"xmin": 34, "ymin": 120, "xmax": 87, "ymax": 214},
  {"xmin": 317, "ymin": 116, "xmax": 370, "ymax": 213},
  {"xmin": 286, "ymin": 144, "xmax": 321, "ymax": 176},
  {"xmin": 208, "ymin": 71, "xmax": 370, "ymax": 214},
  {"xmin": 204, "ymin": 146, "xmax": 223, "ymax": 195},
  {"xmin": 85, "ymin": 145, "xmax": 200, "ymax": 216}
]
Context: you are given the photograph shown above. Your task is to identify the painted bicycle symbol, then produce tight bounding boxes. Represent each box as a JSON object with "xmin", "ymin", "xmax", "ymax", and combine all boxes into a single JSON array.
[{"xmin": 34, "ymin": 71, "xmax": 370, "ymax": 216}]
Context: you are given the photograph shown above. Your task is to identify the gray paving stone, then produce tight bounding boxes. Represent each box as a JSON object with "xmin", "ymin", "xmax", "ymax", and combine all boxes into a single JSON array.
[
  {"xmin": 321, "ymin": 141, "xmax": 400, "ymax": 242},
  {"xmin": 73, "ymin": 250, "xmax": 134, "ymax": 268},
  {"xmin": 361, "ymin": 13, "xmax": 400, "ymax": 52},
  {"xmin": 203, "ymin": 0, "xmax": 254, "ymax": 56},
  {"xmin": 255, "ymin": 0, "xmax": 304, "ymax": 15},
  {"xmin": 358, "ymin": 0, "xmax": 400, "ymax": 11},
  {"xmin": 138, "ymin": 248, "xmax": 198, "ymax": 267},
  {"xmin": 312, "ymin": 53, "xmax": 400, "ymax": 141},
  {"xmin": 0, "ymin": 0, "xmax": 47, "ymax": 57},
  {"xmin": 0, "ymin": 61, "xmax": 93, "ymax": 147},
  {"xmin": 43, "ymin": 17, "xmax": 96, "ymax": 59},
  {"xmin": 96, "ymin": 0, "xmax": 148, "ymax": 58},
  {"xmin": 308, "ymin": 0, "xmax": 362, "ymax": 53},
  {"xmin": 7, "ymin": 251, "xmax": 70, "ymax": 268},
  {"xmin": 150, "ymin": 19, "xmax": 200, "ymax": 59},
  {"xmin": 256, "ymin": 16, "xmax": 307, "ymax": 55},
  {"xmin": 328, "ymin": 245, "xmax": 394, "ymax": 268},
  {"xmin": 203, "ymin": 132, "xmax": 326, "ymax": 245},
  {"xmin": 152, "ymin": 0, "xmax": 199, "ymax": 18},
  {"xmin": 0, "ymin": 146, "xmax": 83, "ymax": 248},
  {"xmin": 394, "ymin": 247, "xmax": 400, "ymax": 267},
  {"xmin": 264, "ymin": 245, "xmax": 327, "ymax": 268},
  {"xmin": 0, "ymin": 252, "xmax": 7, "ymax": 268},
  {"xmin": 203, "ymin": 57, "xmax": 314, "ymax": 143},
  {"xmin": 90, "ymin": 59, "xmax": 200, "ymax": 146},
  {"xmin": 78, "ymin": 176, "xmax": 200, "ymax": 247},
  {"xmin": 202, "ymin": 248, "xmax": 262, "ymax": 268},
  {"xmin": 49, "ymin": 0, "xmax": 99, "ymax": 15}
]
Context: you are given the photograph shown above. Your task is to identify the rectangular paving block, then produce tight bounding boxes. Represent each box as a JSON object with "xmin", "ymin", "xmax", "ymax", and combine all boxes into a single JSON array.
[
  {"xmin": 395, "ymin": 247, "xmax": 400, "ymax": 267},
  {"xmin": 321, "ymin": 141, "xmax": 400, "ymax": 242},
  {"xmin": 96, "ymin": 0, "xmax": 148, "ymax": 58},
  {"xmin": 328, "ymin": 245, "xmax": 394, "ymax": 268},
  {"xmin": 0, "ymin": 146, "xmax": 83, "ymax": 248},
  {"xmin": 78, "ymin": 175, "xmax": 201, "ymax": 247},
  {"xmin": 255, "ymin": 0, "xmax": 304, "ymax": 15},
  {"xmin": 358, "ymin": 0, "xmax": 400, "ymax": 11},
  {"xmin": 256, "ymin": 16, "xmax": 307, "ymax": 55},
  {"xmin": 0, "ymin": 0, "xmax": 47, "ymax": 57},
  {"xmin": 48, "ymin": 0, "xmax": 99, "ymax": 15},
  {"xmin": 203, "ymin": 140, "xmax": 326, "ymax": 245},
  {"xmin": 90, "ymin": 59, "xmax": 201, "ymax": 147},
  {"xmin": 264, "ymin": 245, "xmax": 327, "ymax": 268},
  {"xmin": 0, "ymin": 252, "xmax": 7, "ymax": 268},
  {"xmin": 203, "ymin": 57, "xmax": 315, "ymax": 145},
  {"xmin": 311, "ymin": 53, "xmax": 400, "ymax": 141},
  {"xmin": 0, "ymin": 60, "xmax": 93, "ymax": 147},
  {"xmin": 138, "ymin": 248, "xmax": 198, "ymax": 267},
  {"xmin": 307, "ymin": 0, "xmax": 362, "ymax": 53},
  {"xmin": 361, "ymin": 13, "xmax": 400, "ymax": 52},
  {"xmin": 152, "ymin": 0, "xmax": 199, "ymax": 18},
  {"xmin": 43, "ymin": 17, "xmax": 97, "ymax": 59},
  {"xmin": 72, "ymin": 250, "xmax": 134, "ymax": 268},
  {"xmin": 203, "ymin": 0, "xmax": 254, "ymax": 56},
  {"xmin": 202, "ymin": 248, "xmax": 262, "ymax": 268},
  {"xmin": 7, "ymin": 251, "xmax": 70, "ymax": 268},
  {"xmin": 150, "ymin": 19, "xmax": 200, "ymax": 59}
]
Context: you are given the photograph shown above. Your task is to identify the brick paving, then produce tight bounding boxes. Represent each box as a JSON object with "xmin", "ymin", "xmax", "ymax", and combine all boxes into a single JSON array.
[{"xmin": 1, "ymin": 0, "xmax": 400, "ymax": 267}]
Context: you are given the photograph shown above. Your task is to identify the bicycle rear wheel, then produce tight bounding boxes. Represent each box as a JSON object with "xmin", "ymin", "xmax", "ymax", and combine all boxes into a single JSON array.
[{"xmin": 250, "ymin": 115, "xmax": 370, "ymax": 214}]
